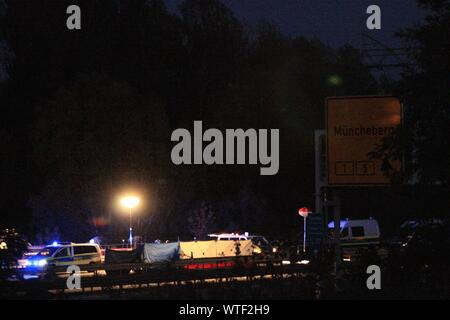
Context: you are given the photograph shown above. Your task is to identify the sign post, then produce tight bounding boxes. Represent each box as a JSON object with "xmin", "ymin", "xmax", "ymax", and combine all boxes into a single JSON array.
[
  {"xmin": 325, "ymin": 96, "xmax": 402, "ymax": 273},
  {"xmin": 332, "ymin": 191, "xmax": 341, "ymax": 273},
  {"xmin": 298, "ymin": 207, "xmax": 312, "ymax": 253}
]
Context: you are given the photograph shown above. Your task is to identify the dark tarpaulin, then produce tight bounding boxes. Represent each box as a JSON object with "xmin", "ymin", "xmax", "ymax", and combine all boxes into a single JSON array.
[{"xmin": 104, "ymin": 245, "xmax": 144, "ymax": 264}]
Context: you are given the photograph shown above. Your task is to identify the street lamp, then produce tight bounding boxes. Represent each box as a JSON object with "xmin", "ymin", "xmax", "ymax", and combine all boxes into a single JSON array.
[{"xmin": 120, "ymin": 196, "xmax": 140, "ymax": 247}]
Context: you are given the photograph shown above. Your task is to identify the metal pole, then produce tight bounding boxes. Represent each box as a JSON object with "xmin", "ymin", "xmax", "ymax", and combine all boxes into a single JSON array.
[
  {"xmin": 129, "ymin": 207, "xmax": 133, "ymax": 247},
  {"xmin": 314, "ymin": 130, "xmax": 326, "ymax": 216},
  {"xmin": 333, "ymin": 191, "xmax": 341, "ymax": 274},
  {"xmin": 303, "ymin": 216, "xmax": 307, "ymax": 253}
]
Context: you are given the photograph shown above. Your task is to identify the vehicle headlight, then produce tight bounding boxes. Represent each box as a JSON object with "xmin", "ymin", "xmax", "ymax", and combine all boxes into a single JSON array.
[
  {"xmin": 32, "ymin": 259, "xmax": 47, "ymax": 267},
  {"xmin": 272, "ymin": 247, "xmax": 277, "ymax": 253},
  {"xmin": 25, "ymin": 259, "xmax": 32, "ymax": 266},
  {"xmin": 37, "ymin": 259, "xmax": 48, "ymax": 267},
  {"xmin": 253, "ymin": 247, "xmax": 262, "ymax": 254}
]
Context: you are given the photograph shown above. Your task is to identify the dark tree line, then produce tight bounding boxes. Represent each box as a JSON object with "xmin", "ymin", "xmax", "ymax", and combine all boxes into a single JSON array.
[
  {"xmin": 367, "ymin": 0, "xmax": 450, "ymax": 225},
  {"xmin": 378, "ymin": 0, "xmax": 450, "ymax": 186},
  {"xmin": 7, "ymin": 0, "xmax": 442, "ymax": 244}
]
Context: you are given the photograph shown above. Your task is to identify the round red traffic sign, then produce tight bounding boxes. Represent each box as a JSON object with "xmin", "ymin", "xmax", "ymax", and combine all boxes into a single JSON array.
[{"xmin": 298, "ymin": 207, "xmax": 312, "ymax": 218}]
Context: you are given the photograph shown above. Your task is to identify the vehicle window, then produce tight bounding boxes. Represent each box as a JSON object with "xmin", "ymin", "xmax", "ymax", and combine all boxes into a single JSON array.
[
  {"xmin": 254, "ymin": 237, "xmax": 269, "ymax": 246},
  {"xmin": 35, "ymin": 246, "xmax": 59, "ymax": 258},
  {"xmin": 73, "ymin": 246, "xmax": 97, "ymax": 255},
  {"xmin": 351, "ymin": 226, "xmax": 365, "ymax": 237},
  {"xmin": 341, "ymin": 227, "xmax": 349, "ymax": 238},
  {"xmin": 55, "ymin": 248, "xmax": 70, "ymax": 257}
]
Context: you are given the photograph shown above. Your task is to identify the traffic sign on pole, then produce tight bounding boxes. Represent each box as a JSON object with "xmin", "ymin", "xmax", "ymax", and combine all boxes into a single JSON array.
[
  {"xmin": 298, "ymin": 207, "xmax": 311, "ymax": 218},
  {"xmin": 298, "ymin": 208, "xmax": 312, "ymax": 253},
  {"xmin": 326, "ymin": 96, "xmax": 402, "ymax": 185}
]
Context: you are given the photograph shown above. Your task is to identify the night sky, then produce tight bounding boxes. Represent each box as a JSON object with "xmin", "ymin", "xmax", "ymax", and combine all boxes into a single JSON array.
[{"xmin": 167, "ymin": 0, "xmax": 425, "ymax": 48}]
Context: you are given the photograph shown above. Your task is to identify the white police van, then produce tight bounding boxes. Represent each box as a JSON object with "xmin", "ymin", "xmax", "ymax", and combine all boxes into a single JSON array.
[
  {"xmin": 328, "ymin": 219, "xmax": 381, "ymax": 261},
  {"xmin": 328, "ymin": 219, "xmax": 380, "ymax": 244},
  {"xmin": 23, "ymin": 242, "xmax": 102, "ymax": 278}
]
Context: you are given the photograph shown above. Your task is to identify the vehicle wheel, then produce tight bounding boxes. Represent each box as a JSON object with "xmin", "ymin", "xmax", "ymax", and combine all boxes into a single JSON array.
[
  {"xmin": 87, "ymin": 261, "xmax": 96, "ymax": 271},
  {"xmin": 42, "ymin": 272, "xmax": 55, "ymax": 281},
  {"xmin": 132, "ymin": 268, "xmax": 144, "ymax": 274}
]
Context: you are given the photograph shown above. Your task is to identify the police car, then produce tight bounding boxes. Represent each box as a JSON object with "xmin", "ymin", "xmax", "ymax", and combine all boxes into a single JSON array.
[{"xmin": 23, "ymin": 242, "xmax": 102, "ymax": 278}]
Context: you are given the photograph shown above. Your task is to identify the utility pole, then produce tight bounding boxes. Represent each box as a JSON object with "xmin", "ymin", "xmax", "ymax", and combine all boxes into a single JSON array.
[
  {"xmin": 314, "ymin": 130, "xmax": 327, "ymax": 217},
  {"xmin": 323, "ymin": 187, "xmax": 341, "ymax": 274},
  {"xmin": 332, "ymin": 190, "xmax": 341, "ymax": 274}
]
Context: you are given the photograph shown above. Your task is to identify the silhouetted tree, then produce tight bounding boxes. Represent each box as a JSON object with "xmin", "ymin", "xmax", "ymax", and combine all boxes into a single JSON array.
[
  {"xmin": 188, "ymin": 201, "xmax": 216, "ymax": 239},
  {"xmin": 30, "ymin": 73, "xmax": 171, "ymax": 241},
  {"xmin": 373, "ymin": 0, "xmax": 450, "ymax": 186}
]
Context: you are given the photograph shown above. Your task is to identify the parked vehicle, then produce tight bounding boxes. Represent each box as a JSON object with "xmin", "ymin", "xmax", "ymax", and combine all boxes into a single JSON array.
[
  {"xmin": 22, "ymin": 242, "xmax": 102, "ymax": 278},
  {"xmin": 328, "ymin": 219, "xmax": 381, "ymax": 261},
  {"xmin": 208, "ymin": 233, "xmax": 273, "ymax": 254},
  {"xmin": 0, "ymin": 228, "xmax": 29, "ymax": 270},
  {"xmin": 394, "ymin": 219, "xmax": 450, "ymax": 267},
  {"xmin": 328, "ymin": 219, "xmax": 380, "ymax": 245}
]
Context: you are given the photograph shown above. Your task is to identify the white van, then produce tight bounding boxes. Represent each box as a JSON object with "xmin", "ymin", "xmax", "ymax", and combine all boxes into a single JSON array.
[
  {"xmin": 24, "ymin": 242, "xmax": 102, "ymax": 274},
  {"xmin": 208, "ymin": 233, "xmax": 250, "ymax": 241},
  {"xmin": 207, "ymin": 233, "xmax": 272, "ymax": 254},
  {"xmin": 328, "ymin": 219, "xmax": 380, "ymax": 246}
]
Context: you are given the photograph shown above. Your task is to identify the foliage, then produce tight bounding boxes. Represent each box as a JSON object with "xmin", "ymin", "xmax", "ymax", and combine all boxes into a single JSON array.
[
  {"xmin": 187, "ymin": 202, "xmax": 216, "ymax": 239},
  {"xmin": 373, "ymin": 0, "xmax": 450, "ymax": 186}
]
